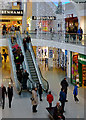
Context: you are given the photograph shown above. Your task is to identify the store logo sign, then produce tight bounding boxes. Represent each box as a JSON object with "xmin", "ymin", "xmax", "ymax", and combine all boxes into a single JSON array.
[
  {"xmin": 78, "ymin": 56, "xmax": 86, "ymax": 62},
  {"xmin": 0, "ymin": 10, "xmax": 23, "ymax": 16},
  {"xmin": 32, "ymin": 16, "xmax": 56, "ymax": 20}
]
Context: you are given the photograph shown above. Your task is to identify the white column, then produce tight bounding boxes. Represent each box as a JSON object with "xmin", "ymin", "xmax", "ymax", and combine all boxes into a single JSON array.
[
  {"xmin": 67, "ymin": 51, "xmax": 71, "ymax": 79},
  {"xmin": 22, "ymin": 1, "xmax": 27, "ymax": 33}
]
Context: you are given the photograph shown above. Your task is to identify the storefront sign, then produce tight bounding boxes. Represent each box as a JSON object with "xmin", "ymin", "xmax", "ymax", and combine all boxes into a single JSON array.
[
  {"xmin": 0, "ymin": 10, "xmax": 23, "ymax": 16},
  {"xmin": 78, "ymin": 54, "xmax": 86, "ymax": 65},
  {"xmin": 32, "ymin": 16, "xmax": 56, "ymax": 20}
]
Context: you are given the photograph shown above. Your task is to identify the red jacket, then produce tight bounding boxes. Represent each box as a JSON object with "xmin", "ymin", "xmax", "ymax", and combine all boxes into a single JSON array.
[{"xmin": 47, "ymin": 94, "xmax": 53, "ymax": 103}]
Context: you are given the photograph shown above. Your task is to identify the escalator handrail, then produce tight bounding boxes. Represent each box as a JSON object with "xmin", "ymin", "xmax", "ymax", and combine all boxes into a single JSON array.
[
  {"xmin": 8, "ymin": 35, "xmax": 22, "ymax": 92},
  {"xmin": 16, "ymin": 33, "xmax": 36, "ymax": 88},
  {"xmin": 30, "ymin": 43, "xmax": 49, "ymax": 92},
  {"xmin": 18, "ymin": 33, "xmax": 49, "ymax": 92}
]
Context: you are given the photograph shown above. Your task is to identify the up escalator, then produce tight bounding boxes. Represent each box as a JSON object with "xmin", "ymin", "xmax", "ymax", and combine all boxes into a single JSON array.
[
  {"xmin": 8, "ymin": 34, "xmax": 35, "ymax": 94},
  {"xmin": 17, "ymin": 33, "xmax": 49, "ymax": 92}
]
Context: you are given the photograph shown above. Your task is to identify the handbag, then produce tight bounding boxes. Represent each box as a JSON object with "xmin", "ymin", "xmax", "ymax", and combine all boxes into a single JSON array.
[{"xmin": 30, "ymin": 97, "xmax": 34, "ymax": 101}]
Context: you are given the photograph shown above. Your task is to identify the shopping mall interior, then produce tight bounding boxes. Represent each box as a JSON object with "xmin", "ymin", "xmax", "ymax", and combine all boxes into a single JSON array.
[{"xmin": 0, "ymin": 0, "xmax": 86, "ymax": 119}]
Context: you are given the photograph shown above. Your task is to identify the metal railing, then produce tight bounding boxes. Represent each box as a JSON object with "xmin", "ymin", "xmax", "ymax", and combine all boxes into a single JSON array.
[
  {"xmin": 7, "ymin": 35, "xmax": 22, "ymax": 94},
  {"xmin": 16, "ymin": 33, "xmax": 36, "ymax": 90}
]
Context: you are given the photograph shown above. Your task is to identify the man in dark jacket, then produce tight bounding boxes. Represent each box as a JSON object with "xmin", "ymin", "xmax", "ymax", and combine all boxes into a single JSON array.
[
  {"xmin": 1, "ymin": 84, "xmax": 7, "ymax": 109},
  {"xmin": 38, "ymin": 84, "xmax": 43, "ymax": 101},
  {"xmin": 26, "ymin": 35, "xmax": 31, "ymax": 43},
  {"xmin": 8, "ymin": 83, "xmax": 13, "ymax": 108},
  {"xmin": 53, "ymin": 102, "xmax": 65, "ymax": 120},
  {"xmin": 61, "ymin": 78, "xmax": 68, "ymax": 101},
  {"xmin": 22, "ymin": 70, "xmax": 29, "ymax": 89},
  {"xmin": 59, "ymin": 89, "xmax": 66, "ymax": 113}
]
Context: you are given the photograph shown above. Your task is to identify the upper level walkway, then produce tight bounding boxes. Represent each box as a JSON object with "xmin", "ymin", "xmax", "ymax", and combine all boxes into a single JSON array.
[{"xmin": 0, "ymin": 32, "xmax": 86, "ymax": 55}]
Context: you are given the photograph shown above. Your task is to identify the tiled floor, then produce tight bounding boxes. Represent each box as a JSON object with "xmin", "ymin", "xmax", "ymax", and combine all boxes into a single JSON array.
[{"xmin": 0, "ymin": 57, "xmax": 85, "ymax": 119}]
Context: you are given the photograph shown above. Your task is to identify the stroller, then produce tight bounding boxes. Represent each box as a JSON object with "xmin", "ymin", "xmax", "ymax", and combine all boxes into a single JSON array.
[{"xmin": 0, "ymin": 87, "xmax": 2, "ymax": 106}]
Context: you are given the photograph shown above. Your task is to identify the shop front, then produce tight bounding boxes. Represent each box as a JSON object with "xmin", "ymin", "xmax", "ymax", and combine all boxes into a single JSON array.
[
  {"xmin": 65, "ymin": 14, "xmax": 78, "ymax": 33},
  {"xmin": 71, "ymin": 52, "xmax": 86, "ymax": 87},
  {"xmin": 0, "ymin": 9, "xmax": 23, "ymax": 34}
]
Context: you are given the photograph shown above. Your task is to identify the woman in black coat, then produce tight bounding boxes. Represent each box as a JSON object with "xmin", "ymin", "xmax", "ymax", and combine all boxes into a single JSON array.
[{"xmin": 38, "ymin": 84, "xmax": 43, "ymax": 101}]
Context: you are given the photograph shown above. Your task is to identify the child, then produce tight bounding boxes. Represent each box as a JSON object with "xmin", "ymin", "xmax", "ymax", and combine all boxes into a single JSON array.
[{"xmin": 73, "ymin": 83, "xmax": 79, "ymax": 103}]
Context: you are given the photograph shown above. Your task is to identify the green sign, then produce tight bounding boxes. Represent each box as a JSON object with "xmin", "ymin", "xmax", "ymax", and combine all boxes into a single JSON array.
[{"xmin": 78, "ymin": 54, "xmax": 86, "ymax": 65}]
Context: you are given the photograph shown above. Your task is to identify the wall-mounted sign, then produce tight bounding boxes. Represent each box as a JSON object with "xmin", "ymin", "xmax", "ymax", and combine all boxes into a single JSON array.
[
  {"xmin": 0, "ymin": 10, "xmax": 23, "ymax": 16},
  {"xmin": 32, "ymin": 16, "xmax": 56, "ymax": 20}
]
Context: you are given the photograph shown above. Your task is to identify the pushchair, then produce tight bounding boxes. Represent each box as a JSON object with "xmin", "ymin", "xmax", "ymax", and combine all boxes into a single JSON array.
[{"xmin": 0, "ymin": 87, "xmax": 2, "ymax": 106}]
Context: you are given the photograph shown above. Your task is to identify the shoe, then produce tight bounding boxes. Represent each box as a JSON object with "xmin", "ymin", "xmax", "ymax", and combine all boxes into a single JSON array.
[
  {"xmin": 40, "ymin": 99, "xmax": 42, "ymax": 101},
  {"xmin": 65, "ymin": 100, "xmax": 68, "ymax": 102}
]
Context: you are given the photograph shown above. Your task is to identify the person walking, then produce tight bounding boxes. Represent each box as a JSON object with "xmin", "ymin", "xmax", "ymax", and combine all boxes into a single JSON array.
[
  {"xmin": 47, "ymin": 91, "xmax": 54, "ymax": 108},
  {"xmin": 1, "ymin": 84, "xmax": 7, "ymax": 109},
  {"xmin": 31, "ymin": 87, "xmax": 38, "ymax": 112},
  {"xmin": 7, "ymin": 83, "xmax": 13, "ymax": 108},
  {"xmin": 59, "ymin": 88, "xmax": 66, "ymax": 113},
  {"xmin": 38, "ymin": 84, "xmax": 43, "ymax": 101},
  {"xmin": 73, "ymin": 83, "xmax": 79, "ymax": 103},
  {"xmin": 61, "ymin": 78, "xmax": 68, "ymax": 102}
]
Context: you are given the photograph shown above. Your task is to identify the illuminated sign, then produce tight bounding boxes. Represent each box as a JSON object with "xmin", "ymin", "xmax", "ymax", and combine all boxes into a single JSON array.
[
  {"xmin": 32, "ymin": 16, "xmax": 56, "ymax": 20},
  {"xmin": 0, "ymin": 10, "xmax": 23, "ymax": 16}
]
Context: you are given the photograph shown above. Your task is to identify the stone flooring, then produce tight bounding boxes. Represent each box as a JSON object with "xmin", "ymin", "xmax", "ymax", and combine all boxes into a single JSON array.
[{"xmin": 0, "ymin": 56, "xmax": 85, "ymax": 119}]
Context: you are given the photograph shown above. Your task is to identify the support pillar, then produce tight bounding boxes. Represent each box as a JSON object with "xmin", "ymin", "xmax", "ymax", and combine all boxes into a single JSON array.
[{"xmin": 22, "ymin": 1, "xmax": 27, "ymax": 33}]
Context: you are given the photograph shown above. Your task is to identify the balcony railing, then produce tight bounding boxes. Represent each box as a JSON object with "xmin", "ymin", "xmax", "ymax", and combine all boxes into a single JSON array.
[{"xmin": 22, "ymin": 31, "xmax": 86, "ymax": 46}]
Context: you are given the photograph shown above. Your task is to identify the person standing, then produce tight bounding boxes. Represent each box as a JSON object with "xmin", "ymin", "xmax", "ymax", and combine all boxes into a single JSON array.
[
  {"xmin": 59, "ymin": 89, "xmax": 66, "ymax": 113},
  {"xmin": 31, "ymin": 87, "xmax": 38, "ymax": 112},
  {"xmin": 7, "ymin": 83, "xmax": 13, "ymax": 108},
  {"xmin": 22, "ymin": 70, "xmax": 29, "ymax": 89},
  {"xmin": 1, "ymin": 84, "xmax": 7, "ymax": 109},
  {"xmin": 77, "ymin": 27, "xmax": 83, "ymax": 41},
  {"xmin": 2, "ymin": 52, "xmax": 8, "ymax": 63},
  {"xmin": 61, "ymin": 78, "xmax": 68, "ymax": 102},
  {"xmin": 47, "ymin": 91, "xmax": 54, "ymax": 108},
  {"xmin": 26, "ymin": 35, "xmax": 31, "ymax": 43},
  {"xmin": 73, "ymin": 83, "xmax": 79, "ymax": 103},
  {"xmin": 38, "ymin": 84, "xmax": 43, "ymax": 101},
  {"xmin": 23, "ymin": 38, "xmax": 27, "ymax": 52}
]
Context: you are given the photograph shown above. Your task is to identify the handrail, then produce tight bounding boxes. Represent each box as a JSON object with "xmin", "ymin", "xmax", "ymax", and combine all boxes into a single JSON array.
[
  {"xmin": 7, "ymin": 35, "xmax": 22, "ymax": 93},
  {"xmin": 16, "ymin": 33, "xmax": 36, "ymax": 89},
  {"xmin": 18, "ymin": 33, "xmax": 49, "ymax": 92},
  {"xmin": 30, "ymin": 43, "xmax": 49, "ymax": 92}
]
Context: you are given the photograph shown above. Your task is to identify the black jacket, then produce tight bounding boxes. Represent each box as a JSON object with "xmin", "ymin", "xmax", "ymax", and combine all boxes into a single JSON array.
[
  {"xmin": 61, "ymin": 79, "xmax": 68, "ymax": 93},
  {"xmin": 26, "ymin": 37, "xmax": 31, "ymax": 43},
  {"xmin": 8, "ymin": 86, "xmax": 13, "ymax": 99},
  {"xmin": 38, "ymin": 85, "xmax": 43, "ymax": 95},
  {"xmin": 1, "ymin": 86, "xmax": 7, "ymax": 99}
]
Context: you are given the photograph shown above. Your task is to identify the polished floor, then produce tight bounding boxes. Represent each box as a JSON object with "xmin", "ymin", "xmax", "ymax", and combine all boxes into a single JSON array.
[{"xmin": 0, "ymin": 57, "xmax": 85, "ymax": 119}]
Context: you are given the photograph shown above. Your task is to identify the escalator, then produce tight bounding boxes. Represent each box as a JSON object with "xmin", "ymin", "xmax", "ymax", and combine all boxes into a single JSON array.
[
  {"xmin": 17, "ymin": 33, "xmax": 49, "ymax": 92},
  {"xmin": 7, "ymin": 33, "xmax": 35, "ymax": 94}
]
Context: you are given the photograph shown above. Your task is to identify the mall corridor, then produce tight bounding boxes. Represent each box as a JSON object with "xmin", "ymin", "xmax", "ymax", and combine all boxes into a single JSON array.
[{"xmin": 0, "ymin": 59, "xmax": 84, "ymax": 119}]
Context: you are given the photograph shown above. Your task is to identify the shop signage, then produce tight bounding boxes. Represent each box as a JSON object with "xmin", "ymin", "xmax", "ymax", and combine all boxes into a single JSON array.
[
  {"xmin": 32, "ymin": 16, "xmax": 56, "ymax": 20},
  {"xmin": 0, "ymin": 10, "xmax": 23, "ymax": 16},
  {"xmin": 78, "ymin": 54, "xmax": 86, "ymax": 65},
  {"xmin": 66, "ymin": 14, "xmax": 73, "ymax": 18}
]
